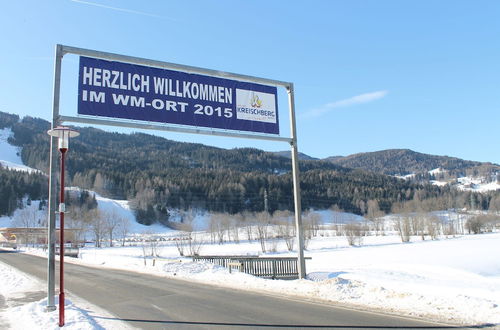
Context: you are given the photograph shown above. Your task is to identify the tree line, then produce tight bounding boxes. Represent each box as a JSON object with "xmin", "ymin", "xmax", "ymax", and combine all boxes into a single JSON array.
[{"xmin": 1, "ymin": 111, "xmax": 499, "ymax": 226}]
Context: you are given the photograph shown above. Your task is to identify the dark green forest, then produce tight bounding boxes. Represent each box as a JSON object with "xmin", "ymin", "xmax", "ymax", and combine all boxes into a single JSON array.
[
  {"xmin": 0, "ymin": 167, "xmax": 47, "ymax": 216},
  {"xmin": 1, "ymin": 111, "xmax": 497, "ymax": 224}
]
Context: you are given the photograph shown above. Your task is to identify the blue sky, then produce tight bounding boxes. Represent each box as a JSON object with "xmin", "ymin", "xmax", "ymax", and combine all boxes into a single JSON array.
[{"xmin": 1, "ymin": 1, "xmax": 499, "ymax": 164}]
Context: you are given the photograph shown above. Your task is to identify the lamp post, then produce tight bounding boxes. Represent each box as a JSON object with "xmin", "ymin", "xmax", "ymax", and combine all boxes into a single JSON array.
[{"xmin": 47, "ymin": 126, "xmax": 79, "ymax": 327}]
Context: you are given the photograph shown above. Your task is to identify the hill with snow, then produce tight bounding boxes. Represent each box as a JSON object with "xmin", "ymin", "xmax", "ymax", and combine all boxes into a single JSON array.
[
  {"xmin": 0, "ymin": 128, "xmax": 39, "ymax": 173},
  {"xmin": 324, "ymin": 149, "xmax": 500, "ymax": 192}
]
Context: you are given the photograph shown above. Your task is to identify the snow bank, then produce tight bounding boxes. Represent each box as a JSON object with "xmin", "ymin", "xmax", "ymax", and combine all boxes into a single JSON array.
[{"xmin": 0, "ymin": 261, "xmax": 131, "ymax": 329}]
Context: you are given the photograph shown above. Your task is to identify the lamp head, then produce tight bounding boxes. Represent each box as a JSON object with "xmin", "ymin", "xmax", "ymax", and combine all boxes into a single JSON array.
[{"xmin": 47, "ymin": 126, "xmax": 80, "ymax": 150}]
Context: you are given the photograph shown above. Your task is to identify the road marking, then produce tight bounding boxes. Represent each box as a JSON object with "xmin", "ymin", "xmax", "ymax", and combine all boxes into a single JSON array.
[{"xmin": 151, "ymin": 303, "xmax": 162, "ymax": 312}]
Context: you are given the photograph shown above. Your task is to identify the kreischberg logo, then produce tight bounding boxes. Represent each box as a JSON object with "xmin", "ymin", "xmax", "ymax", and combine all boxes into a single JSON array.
[{"xmin": 251, "ymin": 93, "xmax": 263, "ymax": 108}]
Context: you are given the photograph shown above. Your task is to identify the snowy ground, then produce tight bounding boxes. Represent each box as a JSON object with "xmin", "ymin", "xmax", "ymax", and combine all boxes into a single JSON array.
[
  {"xmin": 0, "ymin": 260, "xmax": 131, "ymax": 329},
  {"xmin": 9, "ymin": 231, "xmax": 499, "ymax": 328}
]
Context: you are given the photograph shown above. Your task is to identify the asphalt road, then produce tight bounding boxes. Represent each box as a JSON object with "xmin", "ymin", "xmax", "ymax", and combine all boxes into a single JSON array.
[{"xmin": 0, "ymin": 249, "xmax": 463, "ymax": 330}]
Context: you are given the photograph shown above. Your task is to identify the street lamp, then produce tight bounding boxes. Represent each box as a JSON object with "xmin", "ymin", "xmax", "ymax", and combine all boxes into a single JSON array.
[{"xmin": 47, "ymin": 126, "xmax": 79, "ymax": 327}]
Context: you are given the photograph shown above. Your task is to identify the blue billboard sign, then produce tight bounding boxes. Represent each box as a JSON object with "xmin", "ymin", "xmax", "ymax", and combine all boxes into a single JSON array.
[{"xmin": 78, "ymin": 56, "xmax": 279, "ymax": 135}]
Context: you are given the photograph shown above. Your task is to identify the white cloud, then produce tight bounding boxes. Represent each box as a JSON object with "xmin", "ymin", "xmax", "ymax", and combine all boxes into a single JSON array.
[
  {"xmin": 70, "ymin": 0, "xmax": 178, "ymax": 21},
  {"xmin": 301, "ymin": 90, "xmax": 389, "ymax": 119}
]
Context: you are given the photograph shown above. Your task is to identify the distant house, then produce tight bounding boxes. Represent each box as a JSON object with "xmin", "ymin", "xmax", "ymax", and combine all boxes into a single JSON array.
[{"xmin": 0, "ymin": 227, "xmax": 79, "ymax": 246}]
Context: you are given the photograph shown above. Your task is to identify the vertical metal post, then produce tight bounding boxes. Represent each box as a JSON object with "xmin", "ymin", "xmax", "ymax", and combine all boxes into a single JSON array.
[
  {"xmin": 287, "ymin": 83, "xmax": 306, "ymax": 279},
  {"xmin": 47, "ymin": 44, "xmax": 63, "ymax": 312}
]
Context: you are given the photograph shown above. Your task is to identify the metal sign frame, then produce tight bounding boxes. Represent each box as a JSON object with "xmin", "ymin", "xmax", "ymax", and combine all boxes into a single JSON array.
[{"xmin": 46, "ymin": 44, "xmax": 305, "ymax": 310}]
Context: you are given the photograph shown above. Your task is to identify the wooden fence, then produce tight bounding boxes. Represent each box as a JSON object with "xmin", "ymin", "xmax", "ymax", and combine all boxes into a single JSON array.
[{"xmin": 193, "ymin": 255, "xmax": 310, "ymax": 280}]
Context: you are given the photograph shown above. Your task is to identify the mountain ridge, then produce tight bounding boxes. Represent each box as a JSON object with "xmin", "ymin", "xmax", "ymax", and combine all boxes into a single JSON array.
[{"xmin": 323, "ymin": 148, "xmax": 500, "ymax": 181}]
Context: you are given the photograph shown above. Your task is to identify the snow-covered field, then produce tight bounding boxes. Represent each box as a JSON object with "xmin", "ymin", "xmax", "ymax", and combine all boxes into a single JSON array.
[{"xmin": 6, "ymin": 230, "xmax": 498, "ymax": 328}]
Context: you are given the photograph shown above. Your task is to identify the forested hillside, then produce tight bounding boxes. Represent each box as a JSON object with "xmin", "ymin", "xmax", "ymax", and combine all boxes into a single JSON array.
[
  {"xmin": 1, "ymin": 111, "xmax": 497, "ymax": 223},
  {"xmin": 325, "ymin": 149, "xmax": 500, "ymax": 180},
  {"xmin": 0, "ymin": 166, "xmax": 47, "ymax": 216}
]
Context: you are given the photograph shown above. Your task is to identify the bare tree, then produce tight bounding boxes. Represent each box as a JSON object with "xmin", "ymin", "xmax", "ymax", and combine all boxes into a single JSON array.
[
  {"xmin": 394, "ymin": 215, "xmax": 411, "ymax": 243},
  {"xmin": 89, "ymin": 209, "xmax": 106, "ymax": 248},
  {"xmin": 229, "ymin": 214, "xmax": 243, "ymax": 244},
  {"xmin": 14, "ymin": 206, "xmax": 40, "ymax": 247},
  {"xmin": 101, "ymin": 210, "xmax": 121, "ymax": 247},
  {"xmin": 426, "ymin": 215, "xmax": 441, "ymax": 240},
  {"xmin": 66, "ymin": 206, "xmax": 90, "ymax": 247},
  {"xmin": 174, "ymin": 234, "xmax": 188, "ymax": 256},
  {"xmin": 303, "ymin": 210, "xmax": 321, "ymax": 238},
  {"xmin": 366, "ymin": 200, "xmax": 385, "ymax": 236},
  {"xmin": 141, "ymin": 231, "xmax": 160, "ymax": 265},
  {"xmin": 410, "ymin": 214, "xmax": 426, "ymax": 240},
  {"xmin": 489, "ymin": 195, "xmax": 500, "ymax": 214},
  {"xmin": 116, "ymin": 215, "xmax": 130, "ymax": 247},
  {"xmin": 242, "ymin": 212, "xmax": 254, "ymax": 241},
  {"xmin": 213, "ymin": 213, "xmax": 232, "ymax": 244},
  {"xmin": 255, "ymin": 211, "xmax": 270, "ymax": 253},
  {"xmin": 174, "ymin": 218, "xmax": 193, "ymax": 256},
  {"xmin": 188, "ymin": 232, "xmax": 204, "ymax": 256},
  {"xmin": 274, "ymin": 210, "xmax": 295, "ymax": 251}
]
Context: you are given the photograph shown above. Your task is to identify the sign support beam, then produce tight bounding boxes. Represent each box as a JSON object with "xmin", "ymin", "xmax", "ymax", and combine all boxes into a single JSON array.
[
  {"xmin": 287, "ymin": 84, "xmax": 306, "ymax": 279},
  {"xmin": 59, "ymin": 115, "xmax": 292, "ymax": 143},
  {"xmin": 46, "ymin": 44, "xmax": 63, "ymax": 312}
]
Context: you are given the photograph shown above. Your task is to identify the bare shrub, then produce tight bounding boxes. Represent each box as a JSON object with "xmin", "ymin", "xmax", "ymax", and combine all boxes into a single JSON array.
[
  {"xmin": 174, "ymin": 234, "xmax": 189, "ymax": 256},
  {"xmin": 173, "ymin": 216, "xmax": 194, "ymax": 256},
  {"xmin": 187, "ymin": 232, "xmax": 204, "ymax": 256},
  {"xmin": 426, "ymin": 215, "xmax": 441, "ymax": 240},
  {"xmin": 466, "ymin": 214, "xmax": 499, "ymax": 234},
  {"xmin": 141, "ymin": 231, "xmax": 160, "ymax": 265},
  {"xmin": 343, "ymin": 222, "xmax": 364, "ymax": 246},
  {"xmin": 209, "ymin": 213, "xmax": 231, "ymax": 244},
  {"xmin": 303, "ymin": 210, "xmax": 320, "ymax": 239},
  {"xmin": 274, "ymin": 210, "xmax": 295, "ymax": 251}
]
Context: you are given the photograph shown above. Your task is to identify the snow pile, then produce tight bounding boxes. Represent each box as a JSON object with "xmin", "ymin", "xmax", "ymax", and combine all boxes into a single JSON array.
[
  {"xmin": 0, "ymin": 261, "xmax": 130, "ymax": 329},
  {"xmin": 4, "ymin": 299, "xmax": 104, "ymax": 330},
  {"xmin": 0, "ymin": 128, "xmax": 39, "ymax": 173}
]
